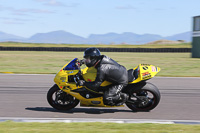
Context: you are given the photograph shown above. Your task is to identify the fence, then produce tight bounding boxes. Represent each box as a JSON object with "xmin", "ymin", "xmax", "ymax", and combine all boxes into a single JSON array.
[{"xmin": 0, "ymin": 47, "xmax": 191, "ymax": 52}]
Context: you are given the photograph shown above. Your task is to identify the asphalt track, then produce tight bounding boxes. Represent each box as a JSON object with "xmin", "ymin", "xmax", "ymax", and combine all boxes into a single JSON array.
[{"xmin": 0, "ymin": 74, "xmax": 200, "ymax": 123}]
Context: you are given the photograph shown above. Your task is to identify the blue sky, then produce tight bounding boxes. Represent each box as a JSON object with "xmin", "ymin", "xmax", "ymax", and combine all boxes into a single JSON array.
[{"xmin": 0, "ymin": 0, "xmax": 199, "ymax": 38}]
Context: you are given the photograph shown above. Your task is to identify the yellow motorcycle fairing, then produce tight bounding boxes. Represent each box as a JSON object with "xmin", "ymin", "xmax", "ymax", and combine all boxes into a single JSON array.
[
  {"xmin": 54, "ymin": 58, "xmax": 80, "ymax": 88},
  {"xmin": 82, "ymin": 66, "xmax": 112, "ymax": 87},
  {"xmin": 59, "ymin": 83, "xmax": 123, "ymax": 107},
  {"xmin": 54, "ymin": 68, "xmax": 81, "ymax": 88},
  {"xmin": 129, "ymin": 64, "xmax": 161, "ymax": 84},
  {"xmin": 54, "ymin": 60, "xmax": 123, "ymax": 107}
]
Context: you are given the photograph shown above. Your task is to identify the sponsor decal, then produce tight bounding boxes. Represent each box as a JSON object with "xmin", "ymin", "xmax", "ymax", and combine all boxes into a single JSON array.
[
  {"xmin": 143, "ymin": 66, "xmax": 148, "ymax": 70},
  {"xmin": 151, "ymin": 66, "xmax": 156, "ymax": 72},
  {"xmin": 141, "ymin": 64, "xmax": 150, "ymax": 66},
  {"xmin": 142, "ymin": 72, "xmax": 150, "ymax": 76},
  {"xmin": 142, "ymin": 72, "xmax": 151, "ymax": 80},
  {"xmin": 60, "ymin": 77, "xmax": 66, "ymax": 82}
]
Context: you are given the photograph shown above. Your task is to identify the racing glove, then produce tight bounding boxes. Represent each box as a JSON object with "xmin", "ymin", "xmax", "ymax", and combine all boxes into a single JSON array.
[{"xmin": 78, "ymin": 59, "xmax": 85, "ymax": 66}]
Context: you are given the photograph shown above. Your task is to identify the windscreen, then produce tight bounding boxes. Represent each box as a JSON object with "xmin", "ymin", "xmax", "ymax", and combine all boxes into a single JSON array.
[{"xmin": 63, "ymin": 58, "xmax": 79, "ymax": 70}]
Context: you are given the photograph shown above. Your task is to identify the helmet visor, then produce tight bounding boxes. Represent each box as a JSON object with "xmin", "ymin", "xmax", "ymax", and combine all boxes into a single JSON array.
[{"xmin": 84, "ymin": 56, "xmax": 91, "ymax": 65}]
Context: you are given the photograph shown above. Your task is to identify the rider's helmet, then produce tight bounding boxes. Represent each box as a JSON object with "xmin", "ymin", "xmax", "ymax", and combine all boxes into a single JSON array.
[{"xmin": 83, "ymin": 47, "xmax": 101, "ymax": 67}]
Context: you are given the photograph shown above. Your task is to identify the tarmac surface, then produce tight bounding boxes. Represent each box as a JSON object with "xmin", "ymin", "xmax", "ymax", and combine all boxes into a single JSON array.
[{"xmin": 0, "ymin": 74, "xmax": 200, "ymax": 122}]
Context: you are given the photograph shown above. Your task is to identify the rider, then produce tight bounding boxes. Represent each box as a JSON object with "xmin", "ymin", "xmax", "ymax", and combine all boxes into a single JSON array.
[{"xmin": 77, "ymin": 47, "xmax": 128, "ymax": 106}]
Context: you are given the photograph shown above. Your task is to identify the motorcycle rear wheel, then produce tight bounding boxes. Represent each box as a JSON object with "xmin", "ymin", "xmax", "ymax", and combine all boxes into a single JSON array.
[
  {"xmin": 126, "ymin": 82, "xmax": 160, "ymax": 112},
  {"xmin": 47, "ymin": 84, "xmax": 79, "ymax": 111}
]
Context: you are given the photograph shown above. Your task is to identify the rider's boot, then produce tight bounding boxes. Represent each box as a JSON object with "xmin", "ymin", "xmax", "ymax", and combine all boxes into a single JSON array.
[{"xmin": 116, "ymin": 93, "xmax": 129, "ymax": 106}]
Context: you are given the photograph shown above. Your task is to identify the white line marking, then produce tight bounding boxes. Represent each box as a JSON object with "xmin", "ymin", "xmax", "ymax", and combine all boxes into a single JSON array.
[{"xmin": 1, "ymin": 117, "xmax": 200, "ymax": 124}]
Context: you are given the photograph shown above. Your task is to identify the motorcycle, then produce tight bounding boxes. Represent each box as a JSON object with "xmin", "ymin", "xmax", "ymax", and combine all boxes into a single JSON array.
[{"xmin": 47, "ymin": 58, "xmax": 161, "ymax": 112}]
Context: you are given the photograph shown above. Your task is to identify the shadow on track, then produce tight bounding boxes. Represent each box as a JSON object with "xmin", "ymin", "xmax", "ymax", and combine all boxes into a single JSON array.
[{"xmin": 25, "ymin": 107, "xmax": 133, "ymax": 114}]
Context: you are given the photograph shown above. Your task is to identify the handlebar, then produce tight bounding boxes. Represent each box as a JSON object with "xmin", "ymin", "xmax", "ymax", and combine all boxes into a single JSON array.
[{"xmin": 77, "ymin": 59, "xmax": 85, "ymax": 67}]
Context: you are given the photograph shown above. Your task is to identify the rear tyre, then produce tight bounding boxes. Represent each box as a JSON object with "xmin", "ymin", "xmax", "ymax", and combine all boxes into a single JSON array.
[
  {"xmin": 126, "ymin": 82, "xmax": 160, "ymax": 112},
  {"xmin": 47, "ymin": 84, "xmax": 79, "ymax": 111}
]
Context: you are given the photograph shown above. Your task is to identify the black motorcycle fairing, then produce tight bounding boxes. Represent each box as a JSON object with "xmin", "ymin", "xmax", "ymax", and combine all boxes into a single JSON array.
[
  {"xmin": 122, "ymin": 81, "xmax": 147, "ymax": 94},
  {"xmin": 128, "ymin": 68, "xmax": 139, "ymax": 82}
]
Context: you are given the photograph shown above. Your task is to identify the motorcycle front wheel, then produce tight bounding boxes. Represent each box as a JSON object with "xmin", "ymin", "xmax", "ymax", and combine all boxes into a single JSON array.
[
  {"xmin": 126, "ymin": 82, "xmax": 160, "ymax": 112},
  {"xmin": 47, "ymin": 84, "xmax": 79, "ymax": 111}
]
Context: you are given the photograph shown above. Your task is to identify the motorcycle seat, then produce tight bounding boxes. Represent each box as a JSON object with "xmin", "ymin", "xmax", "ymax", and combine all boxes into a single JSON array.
[{"xmin": 128, "ymin": 69, "xmax": 138, "ymax": 82}]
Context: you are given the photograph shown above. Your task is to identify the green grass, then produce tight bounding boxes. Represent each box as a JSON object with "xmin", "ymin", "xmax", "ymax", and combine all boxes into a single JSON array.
[
  {"xmin": 0, "ymin": 121, "xmax": 200, "ymax": 133},
  {"xmin": 0, "ymin": 42, "xmax": 191, "ymax": 48},
  {"xmin": 0, "ymin": 51, "xmax": 200, "ymax": 76}
]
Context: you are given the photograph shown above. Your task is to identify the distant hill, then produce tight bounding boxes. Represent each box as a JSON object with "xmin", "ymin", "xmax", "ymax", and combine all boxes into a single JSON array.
[
  {"xmin": 0, "ymin": 31, "xmax": 26, "ymax": 42},
  {"xmin": 87, "ymin": 32, "xmax": 163, "ymax": 44},
  {"xmin": 164, "ymin": 31, "xmax": 191, "ymax": 42},
  {"xmin": 28, "ymin": 30, "xmax": 86, "ymax": 44},
  {"xmin": 0, "ymin": 30, "xmax": 192, "ymax": 44}
]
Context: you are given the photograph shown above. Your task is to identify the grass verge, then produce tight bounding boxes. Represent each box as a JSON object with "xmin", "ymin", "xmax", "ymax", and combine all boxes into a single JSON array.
[
  {"xmin": 0, "ymin": 42, "xmax": 191, "ymax": 48},
  {"xmin": 0, "ymin": 121, "xmax": 200, "ymax": 133},
  {"xmin": 0, "ymin": 51, "xmax": 200, "ymax": 77}
]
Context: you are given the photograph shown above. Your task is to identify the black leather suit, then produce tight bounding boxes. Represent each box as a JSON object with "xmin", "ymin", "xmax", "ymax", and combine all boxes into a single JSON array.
[{"xmin": 84, "ymin": 55, "xmax": 128, "ymax": 105}]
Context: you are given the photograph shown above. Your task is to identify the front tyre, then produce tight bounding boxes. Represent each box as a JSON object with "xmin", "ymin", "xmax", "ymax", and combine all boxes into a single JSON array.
[
  {"xmin": 126, "ymin": 82, "xmax": 160, "ymax": 112},
  {"xmin": 47, "ymin": 84, "xmax": 79, "ymax": 111}
]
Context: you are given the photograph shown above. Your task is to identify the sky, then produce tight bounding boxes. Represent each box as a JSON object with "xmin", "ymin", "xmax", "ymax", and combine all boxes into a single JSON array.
[{"xmin": 0, "ymin": 0, "xmax": 199, "ymax": 38}]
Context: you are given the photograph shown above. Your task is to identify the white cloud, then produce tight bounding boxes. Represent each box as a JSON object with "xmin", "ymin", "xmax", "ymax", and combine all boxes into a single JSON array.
[
  {"xmin": 15, "ymin": 8, "xmax": 55, "ymax": 14},
  {"xmin": 34, "ymin": 0, "xmax": 66, "ymax": 6},
  {"xmin": 2, "ymin": 21, "xmax": 24, "ymax": 25},
  {"xmin": 0, "ymin": 4, "xmax": 55, "ymax": 15},
  {"xmin": 44, "ymin": 0, "xmax": 65, "ymax": 6},
  {"xmin": 0, "ymin": 17, "xmax": 34, "ymax": 25},
  {"xmin": 34, "ymin": 0, "xmax": 49, "ymax": 2},
  {"xmin": 34, "ymin": 0, "xmax": 79, "ymax": 7}
]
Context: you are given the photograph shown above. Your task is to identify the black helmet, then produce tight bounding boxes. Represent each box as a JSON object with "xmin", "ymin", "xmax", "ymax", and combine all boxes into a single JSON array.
[{"xmin": 84, "ymin": 47, "xmax": 101, "ymax": 67}]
